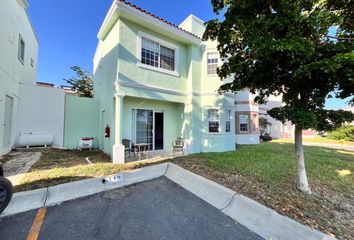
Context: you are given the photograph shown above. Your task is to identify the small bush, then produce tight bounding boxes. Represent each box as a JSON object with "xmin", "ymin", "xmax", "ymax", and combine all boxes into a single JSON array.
[{"xmin": 328, "ymin": 125, "xmax": 354, "ymax": 141}]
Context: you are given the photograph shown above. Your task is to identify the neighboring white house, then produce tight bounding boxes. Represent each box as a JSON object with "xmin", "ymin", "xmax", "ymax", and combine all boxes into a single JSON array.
[
  {"xmin": 342, "ymin": 106, "xmax": 354, "ymax": 125},
  {"xmin": 0, "ymin": 0, "xmax": 68, "ymax": 156},
  {"xmin": 0, "ymin": 0, "xmax": 39, "ymax": 155}
]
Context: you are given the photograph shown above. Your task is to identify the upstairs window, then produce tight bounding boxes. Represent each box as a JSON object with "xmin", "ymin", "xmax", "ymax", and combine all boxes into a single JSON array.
[
  {"xmin": 18, "ymin": 34, "xmax": 25, "ymax": 64},
  {"xmin": 140, "ymin": 34, "xmax": 177, "ymax": 73},
  {"xmin": 208, "ymin": 109, "xmax": 220, "ymax": 133},
  {"xmin": 141, "ymin": 38, "xmax": 159, "ymax": 68},
  {"xmin": 160, "ymin": 46, "xmax": 175, "ymax": 71},
  {"xmin": 207, "ymin": 53, "xmax": 218, "ymax": 75},
  {"xmin": 226, "ymin": 110, "xmax": 231, "ymax": 133}
]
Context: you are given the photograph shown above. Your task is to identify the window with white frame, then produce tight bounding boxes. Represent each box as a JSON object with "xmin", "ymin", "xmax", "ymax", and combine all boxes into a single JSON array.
[
  {"xmin": 239, "ymin": 114, "xmax": 249, "ymax": 132},
  {"xmin": 160, "ymin": 46, "xmax": 175, "ymax": 71},
  {"xmin": 208, "ymin": 109, "xmax": 220, "ymax": 133},
  {"xmin": 140, "ymin": 36, "xmax": 176, "ymax": 72},
  {"xmin": 18, "ymin": 34, "xmax": 25, "ymax": 64},
  {"xmin": 226, "ymin": 110, "xmax": 231, "ymax": 133},
  {"xmin": 207, "ymin": 53, "xmax": 218, "ymax": 75},
  {"xmin": 251, "ymin": 113, "xmax": 258, "ymax": 132}
]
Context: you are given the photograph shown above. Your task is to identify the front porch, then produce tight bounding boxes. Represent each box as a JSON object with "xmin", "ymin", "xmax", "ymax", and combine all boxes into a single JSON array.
[
  {"xmin": 113, "ymin": 96, "xmax": 186, "ymax": 163},
  {"xmin": 124, "ymin": 150, "xmax": 185, "ymax": 163}
]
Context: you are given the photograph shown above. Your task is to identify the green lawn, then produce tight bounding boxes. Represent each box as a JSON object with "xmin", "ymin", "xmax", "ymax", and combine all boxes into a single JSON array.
[{"xmin": 172, "ymin": 143, "xmax": 354, "ymax": 240}]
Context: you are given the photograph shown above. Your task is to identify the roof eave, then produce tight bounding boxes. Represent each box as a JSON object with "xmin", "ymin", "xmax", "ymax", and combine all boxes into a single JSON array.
[{"xmin": 97, "ymin": 1, "xmax": 201, "ymax": 45}]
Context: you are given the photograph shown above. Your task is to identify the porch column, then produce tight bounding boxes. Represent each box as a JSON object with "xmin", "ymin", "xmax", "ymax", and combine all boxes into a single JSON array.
[{"xmin": 113, "ymin": 94, "xmax": 125, "ymax": 164}]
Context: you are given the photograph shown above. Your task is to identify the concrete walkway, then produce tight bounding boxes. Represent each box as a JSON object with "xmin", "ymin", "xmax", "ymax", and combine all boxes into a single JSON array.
[
  {"xmin": 303, "ymin": 142, "xmax": 354, "ymax": 151},
  {"xmin": 3, "ymin": 151, "xmax": 41, "ymax": 185}
]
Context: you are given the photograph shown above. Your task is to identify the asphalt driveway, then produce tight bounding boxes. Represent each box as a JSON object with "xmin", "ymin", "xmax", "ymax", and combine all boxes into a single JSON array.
[{"xmin": 0, "ymin": 177, "xmax": 263, "ymax": 240}]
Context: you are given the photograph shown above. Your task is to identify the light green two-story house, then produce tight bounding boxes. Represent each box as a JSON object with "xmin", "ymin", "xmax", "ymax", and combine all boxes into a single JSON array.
[{"xmin": 93, "ymin": 0, "xmax": 260, "ymax": 163}]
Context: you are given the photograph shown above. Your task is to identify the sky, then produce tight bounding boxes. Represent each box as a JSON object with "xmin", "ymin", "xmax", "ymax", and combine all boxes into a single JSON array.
[{"xmin": 27, "ymin": 0, "xmax": 350, "ymax": 109}]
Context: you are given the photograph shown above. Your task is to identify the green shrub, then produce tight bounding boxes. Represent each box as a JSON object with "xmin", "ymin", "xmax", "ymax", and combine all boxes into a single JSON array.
[{"xmin": 328, "ymin": 125, "xmax": 354, "ymax": 141}]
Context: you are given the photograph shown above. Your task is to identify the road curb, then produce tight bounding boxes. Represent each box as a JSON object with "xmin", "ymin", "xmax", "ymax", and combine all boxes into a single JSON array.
[
  {"xmin": 165, "ymin": 163, "xmax": 236, "ymax": 210},
  {"xmin": 222, "ymin": 194, "xmax": 334, "ymax": 240},
  {"xmin": 165, "ymin": 163, "xmax": 336, "ymax": 240},
  {"xmin": 1, "ymin": 188, "xmax": 47, "ymax": 216},
  {"xmin": 45, "ymin": 162, "xmax": 168, "ymax": 207},
  {"xmin": 0, "ymin": 163, "xmax": 168, "ymax": 217}
]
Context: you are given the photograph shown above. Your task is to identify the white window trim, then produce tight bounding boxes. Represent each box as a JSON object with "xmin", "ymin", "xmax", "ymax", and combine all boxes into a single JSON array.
[
  {"xmin": 206, "ymin": 52, "xmax": 219, "ymax": 77},
  {"xmin": 225, "ymin": 109, "xmax": 232, "ymax": 134},
  {"xmin": 239, "ymin": 114, "xmax": 249, "ymax": 133},
  {"xmin": 18, "ymin": 34, "xmax": 25, "ymax": 65},
  {"xmin": 207, "ymin": 108, "xmax": 221, "ymax": 134},
  {"xmin": 137, "ymin": 31, "xmax": 179, "ymax": 77}
]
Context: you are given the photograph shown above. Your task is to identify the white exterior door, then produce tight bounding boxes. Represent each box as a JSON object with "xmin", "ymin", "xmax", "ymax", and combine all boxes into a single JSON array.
[{"xmin": 3, "ymin": 95, "xmax": 14, "ymax": 151}]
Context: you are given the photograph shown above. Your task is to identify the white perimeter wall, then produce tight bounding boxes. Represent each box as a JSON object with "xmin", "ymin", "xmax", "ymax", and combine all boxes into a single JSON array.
[{"xmin": 17, "ymin": 85, "xmax": 65, "ymax": 147}]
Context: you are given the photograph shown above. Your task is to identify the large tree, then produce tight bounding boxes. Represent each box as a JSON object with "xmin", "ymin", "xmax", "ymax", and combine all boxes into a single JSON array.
[
  {"xmin": 64, "ymin": 66, "xmax": 93, "ymax": 98},
  {"xmin": 204, "ymin": 0, "xmax": 354, "ymax": 193}
]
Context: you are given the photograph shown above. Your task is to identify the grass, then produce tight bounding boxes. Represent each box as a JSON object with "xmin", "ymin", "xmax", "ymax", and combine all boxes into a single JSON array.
[
  {"xmin": 172, "ymin": 143, "xmax": 354, "ymax": 240},
  {"xmin": 14, "ymin": 149, "xmax": 168, "ymax": 192},
  {"xmin": 273, "ymin": 137, "xmax": 354, "ymax": 146}
]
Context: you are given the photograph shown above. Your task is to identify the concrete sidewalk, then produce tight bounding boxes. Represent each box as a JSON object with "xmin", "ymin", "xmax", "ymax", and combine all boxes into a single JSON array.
[
  {"xmin": 303, "ymin": 142, "xmax": 354, "ymax": 151},
  {"xmin": 3, "ymin": 151, "xmax": 41, "ymax": 185}
]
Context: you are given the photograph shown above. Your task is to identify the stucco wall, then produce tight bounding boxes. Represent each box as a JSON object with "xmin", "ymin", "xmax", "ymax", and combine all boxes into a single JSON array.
[
  {"xmin": 64, "ymin": 95, "xmax": 99, "ymax": 149},
  {"xmin": 0, "ymin": 0, "xmax": 38, "ymax": 155},
  {"xmin": 17, "ymin": 85, "xmax": 65, "ymax": 147},
  {"xmin": 118, "ymin": 19, "xmax": 189, "ymax": 92},
  {"xmin": 122, "ymin": 96, "xmax": 184, "ymax": 152}
]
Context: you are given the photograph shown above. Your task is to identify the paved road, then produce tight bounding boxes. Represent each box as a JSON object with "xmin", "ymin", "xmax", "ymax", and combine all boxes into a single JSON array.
[{"xmin": 0, "ymin": 177, "xmax": 263, "ymax": 240}]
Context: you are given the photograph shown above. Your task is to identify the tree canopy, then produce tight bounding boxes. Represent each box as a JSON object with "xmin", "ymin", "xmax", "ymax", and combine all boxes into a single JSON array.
[
  {"xmin": 203, "ymin": 0, "xmax": 354, "ymax": 131},
  {"xmin": 64, "ymin": 66, "xmax": 93, "ymax": 98}
]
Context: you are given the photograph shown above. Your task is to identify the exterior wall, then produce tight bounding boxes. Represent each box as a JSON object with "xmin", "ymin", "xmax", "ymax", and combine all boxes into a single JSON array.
[
  {"xmin": 64, "ymin": 95, "xmax": 99, "ymax": 149},
  {"xmin": 259, "ymin": 95, "xmax": 293, "ymax": 139},
  {"xmin": 117, "ymin": 19, "xmax": 189, "ymax": 92},
  {"xmin": 95, "ymin": 4, "xmax": 281, "ymax": 159},
  {"xmin": 93, "ymin": 19, "xmax": 121, "ymax": 156},
  {"xmin": 234, "ymin": 91, "xmax": 260, "ymax": 144},
  {"xmin": 17, "ymin": 85, "xmax": 65, "ymax": 147},
  {"xmin": 0, "ymin": 0, "xmax": 38, "ymax": 155},
  {"xmin": 122, "ymin": 97, "xmax": 184, "ymax": 152}
]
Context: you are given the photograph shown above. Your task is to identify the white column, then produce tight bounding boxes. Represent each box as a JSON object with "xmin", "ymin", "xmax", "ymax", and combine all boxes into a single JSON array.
[{"xmin": 112, "ymin": 95, "xmax": 125, "ymax": 164}]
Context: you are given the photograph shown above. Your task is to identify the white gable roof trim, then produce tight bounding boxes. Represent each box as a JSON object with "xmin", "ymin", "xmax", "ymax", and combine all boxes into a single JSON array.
[{"xmin": 98, "ymin": 0, "xmax": 201, "ymax": 45}]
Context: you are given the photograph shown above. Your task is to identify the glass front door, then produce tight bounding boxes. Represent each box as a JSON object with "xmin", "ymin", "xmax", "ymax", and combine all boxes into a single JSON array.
[
  {"xmin": 132, "ymin": 109, "xmax": 164, "ymax": 151},
  {"xmin": 135, "ymin": 109, "xmax": 153, "ymax": 150}
]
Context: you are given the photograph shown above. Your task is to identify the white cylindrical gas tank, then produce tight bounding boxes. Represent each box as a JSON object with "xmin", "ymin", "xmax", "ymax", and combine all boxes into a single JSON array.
[{"xmin": 15, "ymin": 132, "xmax": 54, "ymax": 148}]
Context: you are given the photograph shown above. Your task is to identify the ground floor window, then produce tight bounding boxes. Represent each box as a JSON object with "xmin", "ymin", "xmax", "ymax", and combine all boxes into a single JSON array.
[
  {"xmin": 226, "ymin": 110, "xmax": 231, "ymax": 133},
  {"xmin": 208, "ymin": 109, "xmax": 220, "ymax": 133},
  {"xmin": 251, "ymin": 113, "xmax": 258, "ymax": 132},
  {"xmin": 239, "ymin": 114, "xmax": 249, "ymax": 132}
]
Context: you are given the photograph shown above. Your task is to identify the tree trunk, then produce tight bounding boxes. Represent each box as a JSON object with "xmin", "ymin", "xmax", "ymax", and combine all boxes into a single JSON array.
[{"xmin": 294, "ymin": 125, "xmax": 311, "ymax": 194}]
